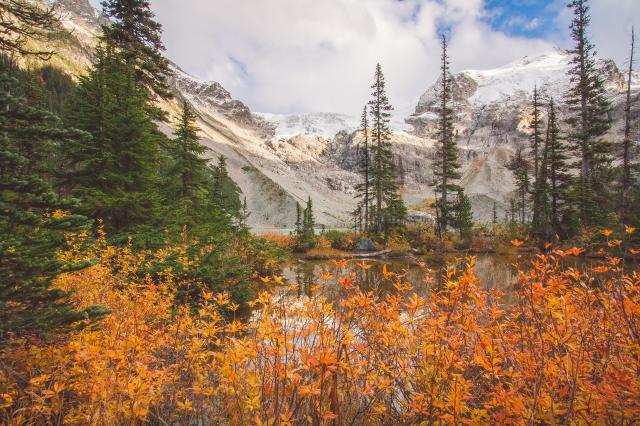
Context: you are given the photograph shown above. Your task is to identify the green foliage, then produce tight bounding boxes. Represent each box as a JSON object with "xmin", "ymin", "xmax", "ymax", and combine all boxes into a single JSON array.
[
  {"xmin": 431, "ymin": 35, "xmax": 462, "ymax": 237},
  {"xmin": 0, "ymin": 61, "xmax": 103, "ymax": 336},
  {"xmin": 61, "ymin": 47, "xmax": 162, "ymax": 238},
  {"xmin": 507, "ymin": 148, "xmax": 531, "ymax": 225},
  {"xmin": 100, "ymin": 0, "xmax": 173, "ymax": 104},
  {"xmin": 566, "ymin": 0, "xmax": 614, "ymax": 226},
  {"xmin": 368, "ymin": 63, "xmax": 406, "ymax": 236},
  {"xmin": 354, "ymin": 105, "xmax": 371, "ymax": 233},
  {"xmin": 453, "ymin": 189, "xmax": 474, "ymax": 240}
]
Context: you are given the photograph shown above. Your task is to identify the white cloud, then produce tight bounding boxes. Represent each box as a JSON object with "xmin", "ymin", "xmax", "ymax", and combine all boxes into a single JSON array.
[
  {"xmin": 91, "ymin": 0, "xmax": 640, "ymax": 115},
  {"xmin": 553, "ymin": 0, "xmax": 640, "ymax": 70}
]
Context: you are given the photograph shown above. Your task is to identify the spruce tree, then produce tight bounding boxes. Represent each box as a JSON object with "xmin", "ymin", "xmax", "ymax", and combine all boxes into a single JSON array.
[
  {"xmin": 431, "ymin": 34, "xmax": 462, "ymax": 237},
  {"xmin": 530, "ymin": 86, "xmax": 545, "ymax": 230},
  {"xmin": 0, "ymin": 64, "xmax": 103, "ymax": 335},
  {"xmin": 0, "ymin": 0, "xmax": 57, "ymax": 58},
  {"xmin": 368, "ymin": 63, "xmax": 405, "ymax": 235},
  {"xmin": 566, "ymin": 0, "xmax": 613, "ymax": 225},
  {"xmin": 492, "ymin": 201, "xmax": 498, "ymax": 224},
  {"xmin": 453, "ymin": 189, "xmax": 473, "ymax": 239},
  {"xmin": 354, "ymin": 105, "xmax": 371, "ymax": 233},
  {"xmin": 294, "ymin": 201, "xmax": 302, "ymax": 238},
  {"xmin": 171, "ymin": 100, "xmax": 207, "ymax": 200},
  {"xmin": 622, "ymin": 27, "xmax": 636, "ymax": 222},
  {"xmin": 100, "ymin": 0, "xmax": 173, "ymax": 102},
  {"xmin": 62, "ymin": 48, "xmax": 162, "ymax": 236},
  {"xmin": 546, "ymin": 99, "xmax": 570, "ymax": 232},
  {"xmin": 508, "ymin": 148, "xmax": 531, "ymax": 225},
  {"xmin": 210, "ymin": 155, "xmax": 242, "ymax": 219},
  {"xmin": 300, "ymin": 196, "xmax": 316, "ymax": 248}
]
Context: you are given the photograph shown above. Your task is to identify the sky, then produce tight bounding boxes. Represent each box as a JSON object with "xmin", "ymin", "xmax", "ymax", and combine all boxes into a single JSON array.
[{"xmin": 90, "ymin": 0, "xmax": 639, "ymax": 115}]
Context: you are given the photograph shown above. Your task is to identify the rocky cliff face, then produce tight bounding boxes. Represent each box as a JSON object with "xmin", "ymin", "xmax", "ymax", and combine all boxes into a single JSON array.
[{"xmin": 30, "ymin": 1, "xmax": 640, "ymax": 227}]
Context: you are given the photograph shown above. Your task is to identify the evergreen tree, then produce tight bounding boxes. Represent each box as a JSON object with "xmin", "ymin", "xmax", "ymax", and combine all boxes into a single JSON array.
[
  {"xmin": 530, "ymin": 86, "xmax": 545, "ymax": 230},
  {"xmin": 210, "ymin": 156, "xmax": 242, "ymax": 220},
  {"xmin": 546, "ymin": 99, "xmax": 574, "ymax": 235},
  {"xmin": 100, "ymin": 0, "xmax": 173, "ymax": 102},
  {"xmin": 354, "ymin": 105, "xmax": 371, "ymax": 233},
  {"xmin": 0, "ymin": 0, "xmax": 57, "ymax": 58},
  {"xmin": 62, "ymin": 48, "xmax": 162, "ymax": 236},
  {"xmin": 492, "ymin": 201, "xmax": 498, "ymax": 224},
  {"xmin": 170, "ymin": 101, "xmax": 207, "ymax": 199},
  {"xmin": 622, "ymin": 27, "xmax": 636, "ymax": 222},
  {"xmin": 508, "ymin": 148, "xmax": 531, "ymax": 225},
  {"xmin": 566, "ymin": 0, "xmax": 613, "ymax": 225},
  {"xmin": 431, "ymin": 34, "xmax": 462, "ymax": 238},
  {"xmin": 368, "ymin": 63, "xmax": 405, "ymax": 234},
  {"xmin": 294, "ymin": 201, "xmax": 302, "ymax": 238},
  {"xmin": 0, "ymin": 64, "xmax": 103, "ymax": 335},
  {"xmin": 300, "ymin": 196, "xmax": 316, "ymax": 248},
  {"xmin": 453, "ymin": 189, "xmax": 473, "ymax": 239}
]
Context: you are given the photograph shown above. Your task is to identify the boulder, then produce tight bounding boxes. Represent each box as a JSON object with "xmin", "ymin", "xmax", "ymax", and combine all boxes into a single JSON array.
[{"xmin": 355, "ymin": 239, "xmax": 376, "ymax": 252}]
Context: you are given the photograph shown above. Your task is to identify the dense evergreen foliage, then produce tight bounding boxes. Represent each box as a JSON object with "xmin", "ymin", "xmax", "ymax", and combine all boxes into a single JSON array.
[
  {"xmin": 0, "ymin": 58, "xmax": 105, "ymax": 335},
  {"xmin": 100, "ymin": 0, "xmax": 173, "ymax": 103}
]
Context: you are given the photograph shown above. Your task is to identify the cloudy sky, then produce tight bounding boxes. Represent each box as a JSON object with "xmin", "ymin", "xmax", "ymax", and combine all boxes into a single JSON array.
[{"xmin": 91, "ymin": 0, "xmax": 639, "ymax": 115}]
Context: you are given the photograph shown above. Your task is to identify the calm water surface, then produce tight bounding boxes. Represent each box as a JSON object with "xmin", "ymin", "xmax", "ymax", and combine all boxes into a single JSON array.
[{"xmin": 282, "ymin": 254, "xmax": 523, "ymax": 304}]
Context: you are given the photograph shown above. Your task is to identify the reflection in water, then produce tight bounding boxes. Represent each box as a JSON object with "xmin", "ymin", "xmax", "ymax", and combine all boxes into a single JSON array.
[{"xmin": 283, "ymin": 254, "xmax": 521, "ymax": 303}]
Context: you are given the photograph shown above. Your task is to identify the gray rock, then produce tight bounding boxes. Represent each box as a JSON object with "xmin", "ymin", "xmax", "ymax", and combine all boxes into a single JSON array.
[{"xmin": 355, "ymin": 239, "xmax": 376, "ymax": 252}]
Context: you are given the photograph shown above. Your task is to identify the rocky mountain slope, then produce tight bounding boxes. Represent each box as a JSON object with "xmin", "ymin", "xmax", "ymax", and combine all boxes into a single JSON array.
[{"xmin": 31, "ymin": 0, "xmax": 640, "ymax": 228}]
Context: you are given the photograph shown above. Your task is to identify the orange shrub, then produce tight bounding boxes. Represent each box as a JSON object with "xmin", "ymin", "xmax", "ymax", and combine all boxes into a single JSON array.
[{"xmin": 2, "ymin": 238, "xmax": 640, "ymax": 424}]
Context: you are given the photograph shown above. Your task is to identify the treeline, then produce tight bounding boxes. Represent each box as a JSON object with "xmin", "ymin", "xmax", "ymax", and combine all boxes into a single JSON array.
[
  {"xmin": 509, "ymin": 0, "xmax": 638, "ymax": 240},
  {"xmin": 352, "ymin": 37, "xmax": 473, "ymax": 243},
  {"xmin": 0, "ymin": 0, "xmax": 276, "ymax": 336}
]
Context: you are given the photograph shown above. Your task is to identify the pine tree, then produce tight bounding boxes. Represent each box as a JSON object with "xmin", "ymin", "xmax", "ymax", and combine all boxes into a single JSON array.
[
  {"xmin": 171, "ymin": 101, "xmax": 208, "ymax": 199},
  {"xmin": 566, "ymin": 0, "xmax": 613, "ymax": 225},
  {"xmin": 354, "ymin": 105, "xmax": 371, "ymax": 233},
  {"xmin": 530, "ymin": 86, "xmax": 545, "ymax": 230},
  {"xmin": 492, "ymin": 201, "xmax": 498, "ymax": 224},
  {"xmin": 0, "ymin": 64, "xmax": 103, "ymax": 335},
  {"xmin": 622, "ymin": 27, "xmax": 636, "ymax": 222},
  {"xmin": 300, "ymin": 196, "xmax": 316, "ymax": 248},
  {"xmin": 453, "ymin": 189, "xmax": 473, "ymax": 239},
  {"xmin": 212, "ymin": 156, "xmax": 242, "ymax": 219},
  {"xmin": 368, "ymin": 63, "xmax": 405, "ymax": 235},
  {"xmin": 294, "ymin": 201, "xmax": 302, "ymax": 238},
  {"xmin": 0, "ymin": 0, "xmax": 58, "ymax": 58},
  {"xmin": 431, "ymin": 34, "xmax": 462, "ymax": 238},
  {"xmin": 545, "ymin": 98, "xmax": 573, "ymax": 235},
  {"xmin": 508, "ymin": 148, "xmax": 531, "ymax": 225},
  {"xmin": 100, "ymin": 0, "xmax": 173, "ymax": 102},
  {"xmin": 62, "ymin": 48, "xmax": 162, "ymax": 236}
]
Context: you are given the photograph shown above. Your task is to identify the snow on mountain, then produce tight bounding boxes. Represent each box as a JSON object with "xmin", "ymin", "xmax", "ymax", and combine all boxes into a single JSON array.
[
  {"xmin": 256, "ymin": 112, "xmax": 359, "ymax": 139},
  {"xmin": 26, "ymin": 0, "xmax": 640, "ymax": 226}
]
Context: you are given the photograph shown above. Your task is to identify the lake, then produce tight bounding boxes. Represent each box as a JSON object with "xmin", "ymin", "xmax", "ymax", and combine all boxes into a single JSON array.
[{"xmin": 281, "ymin": 253, "xmax": 524, "ymax": 304}]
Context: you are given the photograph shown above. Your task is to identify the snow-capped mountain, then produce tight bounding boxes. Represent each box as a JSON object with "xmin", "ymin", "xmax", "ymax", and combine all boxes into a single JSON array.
[{"xmin": 30, "ymin": 0, "xmax": 640, "ymax": 227}]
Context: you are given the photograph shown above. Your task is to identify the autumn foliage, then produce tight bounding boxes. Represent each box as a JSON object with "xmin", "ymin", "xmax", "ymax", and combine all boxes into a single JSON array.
[{"xmin": 2, "ymin": 235, "xmax": 640, "ymax": 424}]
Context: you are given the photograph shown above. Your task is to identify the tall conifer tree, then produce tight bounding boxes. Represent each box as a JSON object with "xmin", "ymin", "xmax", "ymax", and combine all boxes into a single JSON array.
[
  {"xmin": 62, "ymin": 48, "xmax": 161, "ymax": 235},
  {"xmin": 546, "ymin": 98, "xmax": 573, "ymax": 232},
  {"xmin": 100, "ymin": 0, "xmax": 173, "ymax": 102},
  {"xmin": 566, "ymin": 0, "xmax": 613, "ymax": 225},
  {"xmin": 368, "ymin": 63, "xmax": 405, "ymax": 234},
  {"xmin": 431, "ymin": 34, "xmax": 462, "ymax": 237},
  {"xmin": 354, "ymin": 105, "xmax": 371, "ymax": 233},
  {"xmin": 622, "ymin": 27, "xmax": 636, "ymax": 222},
  {"xmin": 530, "ymin": 86, "xmax": 545, "ymax": 230}
]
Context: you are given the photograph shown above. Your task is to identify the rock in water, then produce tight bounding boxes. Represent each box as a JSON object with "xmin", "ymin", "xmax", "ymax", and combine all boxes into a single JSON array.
[{"xmin": 355, "ymin": 239, "xmax": 377, "ymax": 252}]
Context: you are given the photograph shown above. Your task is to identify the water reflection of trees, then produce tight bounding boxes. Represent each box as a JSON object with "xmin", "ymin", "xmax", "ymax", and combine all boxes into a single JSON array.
[{"xmin": 285, "ymin": 255, "xmax": 520, "ymax": 303}]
